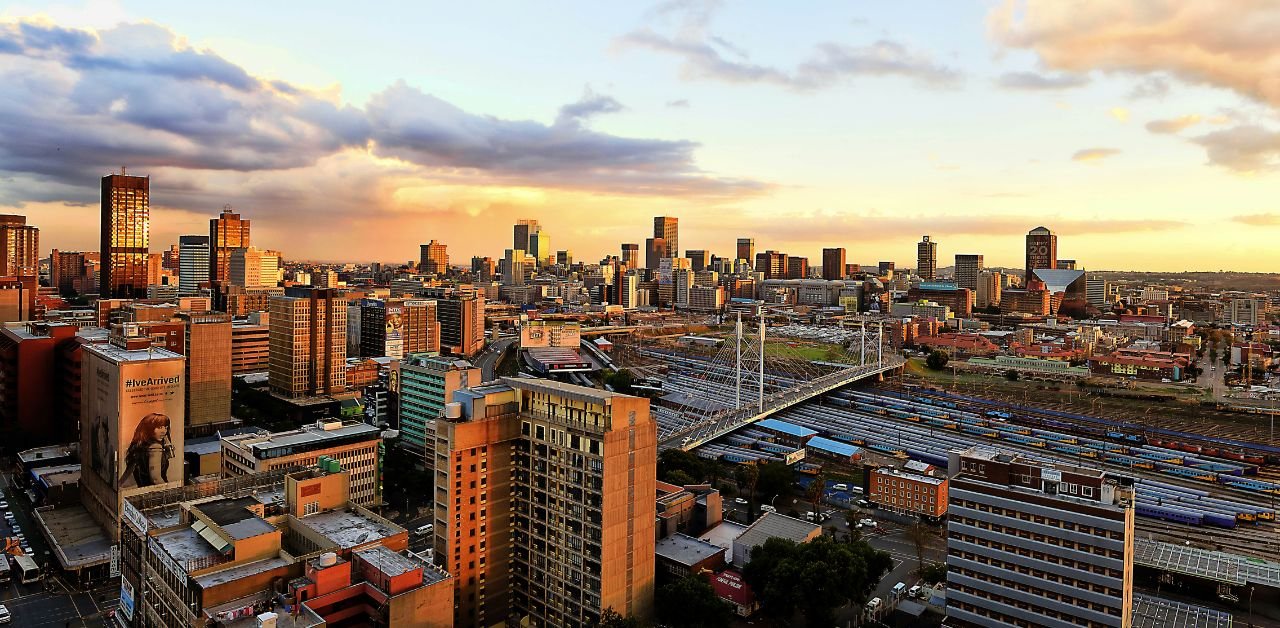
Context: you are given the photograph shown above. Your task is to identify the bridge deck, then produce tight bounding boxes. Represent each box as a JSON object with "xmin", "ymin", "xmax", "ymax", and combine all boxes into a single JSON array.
[
  {"xmin": 658, "ymin": 357, "xmax": 905, "ymax": 451},
  {"xmin": 1134, "ymin": 539, "xmax": 1280, "ymax": 589}
]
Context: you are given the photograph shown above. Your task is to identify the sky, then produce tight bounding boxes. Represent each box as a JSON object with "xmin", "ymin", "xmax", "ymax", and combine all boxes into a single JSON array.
[{"xmin": 2, "ymin": 0, "xmax": 1279, "ymax": 271}]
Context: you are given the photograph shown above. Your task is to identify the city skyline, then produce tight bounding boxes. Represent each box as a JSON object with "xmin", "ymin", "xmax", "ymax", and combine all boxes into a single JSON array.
[{"xmin": 2, "ymin": 2, "xmax": 1280, "ymax": 270}]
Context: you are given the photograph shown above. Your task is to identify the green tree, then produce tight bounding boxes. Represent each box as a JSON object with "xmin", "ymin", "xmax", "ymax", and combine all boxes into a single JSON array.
[
  {"xmin": 925, "ymin": 349, "xmax": 950, "ymax": 371},
  {"xmin": 918, "ymin": 562, "xmax": 948, "ymax": 584},
  {"xmin": 905, "ymin": 522, "xmax": 934, "ymax": 571},
  {"xmin": 743, "ymin": 536, "xmax": 892, "ymax": 627},
  {"xmin": 659, "ymin": 449, "xmax": 707, "ymax": 484},
  {"xmin": 593, "ymin": 608, "xmax": 640, "ymax": 628},
  {"xmin": 756, "ymin": 462, "xmax": 793, "ymax": 501},
  {"xmin": 665, "ymin": 469, "xmax": 695, "ymax": 486},
  {"xmin": 655, "ymin": 575, "xmax": 733, "ymax": 628},
  {"xmin": 604, "ymin": 369, "xmax": 635, "ymax": 394}
]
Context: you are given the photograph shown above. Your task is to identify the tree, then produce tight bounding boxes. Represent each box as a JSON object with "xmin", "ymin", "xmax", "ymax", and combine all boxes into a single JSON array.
[
  {"xmin": 1004, "ymin": 369, "xmax": 1020, "ymax": 381},
  {"xmin": 655, "ymin": 575, "xmax": 733, "ymax": 628},
  {"xmin": 592, "ymin": 609, "xmax": 640, "ymax": 628},
  {"xmin": 665, "ymin": 469, "xmax": 695, "ymax": 487},
  {"xmin": 659, "ymin": 449, "xmax": 707, "ymax": 484},
  {"xmin": 905, "ymin": 522, "xmax": 934, "ymax": 571},
  {"xmin": 743, "ymin": 536, "xmax": 892, "ymax": 627},
  {"xmin": 604, "ymin": 369, "xmax": 635, "ymax": 394},
  {"xmin": 756, "ymin": 462, "xmax": 793, "ymax": 501},
  {"xmin": 918, "ymin": 562, "xmax": 947, "ymax": 584},
  {"xmin": 925, "ymin": 349, "xmax": 950, "ymax": 371}
]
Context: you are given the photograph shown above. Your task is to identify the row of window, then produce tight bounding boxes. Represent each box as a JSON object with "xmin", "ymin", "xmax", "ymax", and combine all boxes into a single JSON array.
[
  {"xmin": 951, "ymin": 497, "xmax": 1124, "ymax": 541},
  {"xmin": 949, "ymin": 583, "xmax": 1121, "ymax": 627},
  {"xmin": 948, "ymin": 532, "xmax": 1122, "ymax": 579}
]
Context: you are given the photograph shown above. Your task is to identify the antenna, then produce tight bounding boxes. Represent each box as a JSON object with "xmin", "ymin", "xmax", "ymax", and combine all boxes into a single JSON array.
[{"xmin": 121, "ymin": 165, "xmax": 127, "ymax": 176}]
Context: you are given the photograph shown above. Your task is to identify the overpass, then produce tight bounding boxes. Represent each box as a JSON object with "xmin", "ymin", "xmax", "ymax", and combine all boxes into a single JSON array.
[
  {"xmin": 658, "ymin": 356, "xmax": 906, "ymax": 451},
  {"xmin": 1135, "ymin": 539, "xmax": 1280, "ymax": 590}
]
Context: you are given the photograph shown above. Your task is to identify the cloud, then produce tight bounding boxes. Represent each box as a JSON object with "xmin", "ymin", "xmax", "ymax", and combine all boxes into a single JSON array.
[
  {"xmin": 1191, "ymin": 125, "xmax": 1280, "ymax": 172},
  {"xmin": 555, "ymin": 87, "xmax": 625, "ymax": 127},
  {"xmin": 1232, "ymin": 213, "xmax": 1280, "ymax": 226},
  {"xmin": 615, "ymin": 3, "xmax": 960, "ymax": 90},
  {"xmin": 1145, "ymin": 115, "xmax": 1202, "ymax": 134},
  {"xmin": 996, "ymin": 70, "xmax": 1089, "ymax": 90},
  {"xmin": 988, "ymin": 1, "xmax": 1280, "ymax": 108},
  {"xmin": 1129, "ymin": 76, "xmax": 1171, "ymax": 100},
  {"xmin": 666, "ymin": 99, "xmax": 690, "ymax": 108},
  {"xmin": 734, "ymin": 211, "xmax": 1187, "ymax": 244},
  {"xmin": 1071, "ymin": 148, "xmax": 1120, "ymax": 162}
]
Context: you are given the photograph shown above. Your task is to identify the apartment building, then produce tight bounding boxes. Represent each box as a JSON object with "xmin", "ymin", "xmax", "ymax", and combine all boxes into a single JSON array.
[
  {"xmin": 869, "ymin": 462, "xmax": 948, "ymax": 520},
  {"xmin": 268, "ymin": 288, "xmax": 346, "ymax": 398}
]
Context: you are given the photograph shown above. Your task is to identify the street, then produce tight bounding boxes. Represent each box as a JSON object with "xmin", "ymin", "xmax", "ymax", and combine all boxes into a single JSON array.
[{"xmin": 475, "ymin": 336, "xmax": 517, "ymax": 381}]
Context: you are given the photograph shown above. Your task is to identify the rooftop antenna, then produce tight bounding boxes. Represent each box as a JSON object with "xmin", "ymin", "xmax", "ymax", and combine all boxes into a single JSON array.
[{"xmin": 121, "ymin": 165, "xmax": 127, "ymax": 176}]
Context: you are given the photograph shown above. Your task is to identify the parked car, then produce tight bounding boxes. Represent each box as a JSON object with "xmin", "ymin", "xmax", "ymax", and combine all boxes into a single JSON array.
[
  {"xmin": 856, "ymin": 499, "xmax": 870, "ymax": 507},
  {"xmin": 734, "ymin": 497, "xmax": 748, "ymax": 505},
  {"xmin": 832, "ymin": 483, "xmax": 849, "ymax": 492},
  {"xmin": 891, "ymin": 582, "xmax": 907, "ymax": 596},
  {"xmin": 865, "ymin": 597, "xmax": 882, "ymax": 611},
  {"xmin": 908, "ymin": 585, "xmax": 923, "ymax": 598},
  {"xmin": 760, "ymin": 505, "xmax": 776, "ymax": 513},
  {"xmin": 0, "ymin": 603, "xmax": 10, "ymax": 624},
  {"xmin": 414, "ymin": 524, "xmax": 433, "ymax": 536}
]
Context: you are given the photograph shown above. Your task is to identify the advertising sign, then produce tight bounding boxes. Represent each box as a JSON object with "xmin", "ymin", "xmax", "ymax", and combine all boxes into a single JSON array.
[
  {"xmin": 1042, "ymin": 469, "xmax": 1062, "ymax": 483},
  {"xmin": 385, "ymin": 305, "xmax": 404, "ymax": 359},
  {"xmin": 119, "ymin": 579, "xmax": 136, "ymax": 620},
  {"xmin": 83, "ymin": 350, "xmax": 186, "ymax": 498}
]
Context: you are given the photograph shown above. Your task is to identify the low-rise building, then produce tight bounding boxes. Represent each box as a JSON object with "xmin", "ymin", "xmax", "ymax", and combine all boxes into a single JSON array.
[
  {"xmin": 869, "ymin": 463, "xmax": 948, "ymax": 521},
  {"xmin": 656, "ymin": 481, "xmax": 723, "ymax": 538},
  {"xmin": 655, "ymin": 533, "xmax": 726, "ymax": 580},
  {"xmin": 221, "ymin": 421, "xmax": 383, "ymax": 506},
  {"xmin": 731, "ymin": 512, "xmax": 820, "ymax": 568}
]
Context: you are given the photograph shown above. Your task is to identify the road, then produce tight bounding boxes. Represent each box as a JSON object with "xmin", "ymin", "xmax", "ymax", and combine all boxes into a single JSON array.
[{"xmin": 474, "ymin": 337, "xmax": 517, "ymax": 381}]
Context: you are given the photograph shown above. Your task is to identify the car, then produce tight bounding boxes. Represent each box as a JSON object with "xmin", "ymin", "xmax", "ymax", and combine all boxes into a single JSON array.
[
  {"xmin": 859, "ymin": 518, "xmax": 877, "ymax": 528},
  {"xmin": 760, "ymin": 505, "xmax": 776, "ymax": 513},
  {"xmin": 865, "ymin": 597, "xmax": 882, "ymax": 611},
  {"xmin": 855, "ymin": 523, "xmax": 864, "ymax": 529},
  {"xmin": 0, "ymin": 603, "xmax": 10, "ymax": 624},
  {"xmin": 0, "ymin": 501, "xmax": 8, "ymax": 509},
  {"xmin": 908, "ymin": 585, "xmax": 923, "ymax": 598},
  {"xmin": 856, "ymin": 499, "xmax": 869, "ymax": 507},
  {"xmin": 734, "ymin": 497, "xmax": 748, "ymax": 505},
  {"xmin": 892, "ymin": 582, "xmax": 907, "ymax": 596},
  {"xmin": 832, "ymin": 483, "xmax": 849, "ymax": 492},
  {"xmin": 414, "ymin": 524, "xmax": 433, "ymax": 536}
]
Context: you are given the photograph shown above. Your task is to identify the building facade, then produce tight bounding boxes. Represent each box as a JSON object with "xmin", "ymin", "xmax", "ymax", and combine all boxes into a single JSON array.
[
  {"xmin": 0, "ymin": 215, "xmax": 39, "ymax": 277},
  {"xmin": 421, "ymin": 240, "xmax": 449, "ymax": 275},
  {"xmin": 434, "ymin": 378, "xmax": 656, "ymax": 627},
  {"xmin": 869, "ymin": 465, "xmax": 947, "ymax": 520},
  {"xmin": 176, "ymin": 311, "xmax": 232, "ymax": 429},
  {"xmin": 945, "ymin": 447, "xmax": 1134, "ymax": 628},
  {"xmin": 1025, "ymin": 226, "xmax": 1058, "ymax": 280},
  {"xmin": 177, "ymin": 235, "xmax": 209, "ymax": 296},
  {"xmin": 917, "ymin": 235, "xmax": 937, "ymax": 280},
  {"xmin": 209, "ymin": 207, "xmax": 251, "ymax": 284},
  {"xmin": 101, "ymin": 173, "xmax": 151, "ymax": 299},
  {"xmin": 395, "ymin": 354, "xmax": 481, "ymax": 466},
  {"xmin": 221, "ymin": 420, "xmax": 383, "ymax": 505},
  {"xmin": 653, "ymin": 216, "xmax": 678, "ymax": 259},
  {"xmin": 954, "ymin": 254, "xmax": 983, "ymax": 292},
  {"xmin": 821, "ymin": 247, "xmax": 846, "ymax": 280},
  {"xmin": 268, "ymin": 288, "xmax": 347, "ymax": 398}
]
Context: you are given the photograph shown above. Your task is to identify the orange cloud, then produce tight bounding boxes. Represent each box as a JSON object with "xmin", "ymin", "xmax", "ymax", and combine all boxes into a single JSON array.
[
  {"xmin": 1232, "ymin": 213, "xmax": 1280, "ymax": 226},
  {"xmin": 1146, "ymin": 115, "xmax": 1202, "ymax": 134},
  {"xmin": 1071, "ymin": 148, "xmax": 1120, "ymax": 163}
]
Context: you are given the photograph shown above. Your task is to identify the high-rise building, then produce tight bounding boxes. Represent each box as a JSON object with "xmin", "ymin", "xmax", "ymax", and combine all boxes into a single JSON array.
[
  {"xmin": 231, "ymin": 314, "xmax": 270, "ymax": 374},
  {"xmin": 685, "ymin": 250, "xmax": 710, "ymax": 271},
  {"xmin": 976, "ymin": 270, "xmax": 1002, "ymax": 309},
  {"xmin": 946, "ymin": 446, "xmax": 1134, "ymax": 628},
  {"xmin": 221, "ymin": 420, "xmax": 383, "ymax": 505},
  {"xmin": 736, "ymin": 238, "xmax": 755, "ymax": 265},
  {"xmin": 50, "ymin": 250, "xmax": 97, "ymax": 295},
  {"xmin": 529, "ymin": 230, "xmax": 551, "ymax": 266},
  {"xmin": 395, "ymin": 354, "xmax": 481, "ymax": 467},
  {"xmin": 556, "ymin": 250, "xmax": 573, "ymax": 266},
  {"xmin": 1086, "ymin": 276, "xmax": 1110, "ymax": 309},
  {"xmin": 357, "ymin": 298, "xmax": 440, "ymax": 358},
  {"xmin": 268, "ymin": 288, "xmax": 347, "ymax": 398},
  {"xmin": 208, "ymin": 206, "xmax": 250, "ymax": 284},
  {"xmin": 644, "ymin": 238, "xmax": 665, "ymax": 270},
  {"xmin": 954, "ymin": 254, "xmax": 983, "ymax": 291},
  {"xmin": 620, "ymin": 243, "xmax": 640, "ymax": 269},
  {"xmin": 434, "ymin": 378, "xmax": 655, "ymax": 626},
  {"xmin": 755, "ymin": 250, "xmax": 788, "ymax": 279},
  {"xmin": 0, "ymin": 215, "xmax": 39, "ymax": 277},
  {"xmin": 916, "ymin": 235, "xmax": 937, "ymax": 281},
  {"xmin": 878, "ymin": 261, "xmax": 895, "ymax": 279},
  {"xmin": 175, "ymin": 311, "xmax": 232, "ymax": 430},
  {"xmin": 430, "ymin": 289, "xmax": 485, "ymax": 357},
  {"xmin": 654, "ymin": 216, "xmax": 678, "ymax": 259},
  {"xmin": 1057, "ymin": 259, "xmax": 1077, "ymax": 270},
  {"xmin": 0, "ymin": 276, "xmax": 36, "ymax": 323},
  {"xmin": 1229, "ymin": 298, "xmax": 1263, "ymax": 326},
  {"xmin": 177, "ymin": 235, "xmax": 209, "ymax": 296},
  {"xmin": 504, "ymin": 249, "xmax": 526, "ymax": 286},
  {"xmin": 101, "ymin": 172, "xmax": 151, "ymax": 299},
  {"xmin": 1026, "ymin": 226, "xmax": 1058, "ymax": 279},
  {"xmin": 0, "ymin": 322, "xmax": 91, "ymax": 447},
  {"xmin": 228, "ymin": 246, "xmax": 281, "ymax": 288},
  {"xmin": 514, "ymin": 219, "xmax": 539, "ymax": 254},
  {"xmin": 420, "ymin": 240, "xmax": 449, "ymax": 275},
  {"xmin": 80, "ymin": 332, "xmax": 186, "ymax": 542},
  {"xmin": 821, "ymin": 247, "xmax": 846, "ymax": 280},
  {"xmin": 786, "ymin": 256, "xmax": 809, "ymax": 279}
]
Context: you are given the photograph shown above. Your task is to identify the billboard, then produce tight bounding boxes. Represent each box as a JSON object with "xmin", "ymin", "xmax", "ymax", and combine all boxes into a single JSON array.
[
  {"xmin": 83, "ymin": 350, "xmax": 185, "ymax": 498},
  {"xmin": 385, "ymin": 304, "xmax": 404, "ymax": 359}
]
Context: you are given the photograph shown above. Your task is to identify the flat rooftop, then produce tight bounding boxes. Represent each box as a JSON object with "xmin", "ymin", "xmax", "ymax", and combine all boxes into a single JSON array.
[
  {"xmin": 295, "ymin": 510, "xmax": 401, "ymax": 550},
  {"xmin": 153, "ymin": 526, "xmax": 219, "ymax": 569},
  {"xmin": 35, "ymin": 505, "xmax": 113, "ymax": 569},
  {"xmin": 32, "ymin": 464, "xmax": 81, "ymax": 488},
  {"xmin": 354, "ymin": 545, "xmax": 448, "ymax": 584},
  {"xmin": 227, "ymin": 422, "xmax": 380, "ymax": 458},
  {"xmin": 17, "ymin": 444, "xmax": 74, "ymax": 465},
  {"xmin": 194, "ymin": 556, "xmax": 290, "ymax": 589},
  {"xmin": 656, "ymin": 533, "xmax": 725, "ymax": 567},
  {"xmin": 84, "ymin": 342, "xmax": 183, "ymax": 363}
]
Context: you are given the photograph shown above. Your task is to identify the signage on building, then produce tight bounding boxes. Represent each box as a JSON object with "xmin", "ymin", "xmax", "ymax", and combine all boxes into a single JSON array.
[
  {"xmin": 149, "ymin": 536, "xmax": 186, "ymax": 582},
  {"xmin": 122, "ymin": 500, "xmax": 149, "ymax": 535},
  {"xmin": 119, "ymin": 579, "xmax": 136, "ymax": 620},
  {"xmin": 1042, "ymin": 469, "xmax": 1062, "ymax": 483},
  {"xmin": 109, "ymin": 544, "xmax": 119, "ymax": 577},
  {"xmin": 784, "ymin": 449, "xmax": 806, "ymax": 466}
]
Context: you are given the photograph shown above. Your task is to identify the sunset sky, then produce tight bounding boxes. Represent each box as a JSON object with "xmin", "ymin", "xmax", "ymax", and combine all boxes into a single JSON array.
[{"xmin": 2, "ymin": 1, "xmax": 1279, "ymax": 270}]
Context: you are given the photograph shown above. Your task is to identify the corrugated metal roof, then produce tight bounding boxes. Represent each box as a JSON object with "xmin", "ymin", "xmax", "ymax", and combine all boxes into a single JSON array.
[
  {"xmin": 756, "ymin": 418, "xmax": 817, "ymax": 439},
  {"xmin": 807, "ymin": 436, "xmax": 860, "ymax": 457}
]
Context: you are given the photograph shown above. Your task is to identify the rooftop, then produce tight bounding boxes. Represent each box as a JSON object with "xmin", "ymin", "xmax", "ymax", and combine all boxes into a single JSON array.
[
  {"xmin": 295, "ymin": 509, "xmax": 401, "ymax": 550},
  {"xmin": 734, "ymin": 512, "xmax": 819, "ymax": 554},
  {"xmin": 875, "ymin": 466, "xmax": 945, "ymax": 486},
  {"xmin": 153, "ymin": 526, "xmax": 219, "ymax": 569},
  {"xmin": 34, "ymin": 504, "xmax": 113, "ymax": 569},
  {"xmin": 17, "ymin": 444, "xmax": 74, "ymax": 465},
  {"xmin": 756, "ymin": 418, "xmax": 817, "ymax": 439},
  {"xmin": 225, "ymin": 422, "xmax": 380, "ymax": 458},
  {"xmin": 83, "ymin": 341, "xmax": 183, "ymax": 363},
  {"xmin": 195, "ymin": 556, "xmax": 291, "ymax": 588},
  {"xmin": 806, "ymin": 436, "xmax": 860, "ymax": 458},
  {"xmin": 656, "ymin": 533, "xmax": 725, "ymax": 567}
]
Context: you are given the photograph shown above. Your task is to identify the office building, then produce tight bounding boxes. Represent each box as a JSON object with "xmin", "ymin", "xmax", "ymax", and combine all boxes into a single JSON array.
[
  {"xmin": 1057, "ymin": 259, "xmax": 1077, "ymax": 270},
  {"xmin": 685, "ymin": 250, "xmax": 710, "ymax": 272},
  {"xmin": 954, "ymin": 254, "xmax": 983, "ymax": 292},
  {"xmin": 177, "ymin": 235, "xmax": 210, "ymax": 296},
  {"xmin": 504, "ymin": 249, "xmax": 526, "ymax": 286},
  {"xmin": 1086, "ymin": 276, "xmax": 1111, "ymax": 309},
  {"xmin": 0, "ymin": 322, "xmax": 96, "ymax": 446},
  {"xmin": 976, "ymin": 270, "xmax": 1002, "ymax": 309},
  {"xmin": 556, "ymin": 250, "xmax": 573, "ymax": 266},
  {"xmin": 916, "ymin": 235, "xmax": 937, "ymax": 281},
  {"xmin": 514, "ymin": 219, "xmax": 541, "ymax": 257},
  {"xmin": 228, "ymin": 246, "xmax": 281, "ymax": 288},
  {"xmin": 421, "ymin": 240, "xmax": 449, "ymax": 275},
  {"xmin": 268, "ymin": 288, "xmax": 347, "ymax": 398},
  {"xmin": 176, "ymin": 311, "xmax": 232, "ymax": 429},
  {"xmin": 101, "ymin": 172, "xmax": 151, "ymax": 299},
  {"xmin": 644, "ymin": 238, "xmax": 665, "ymax": 270},
  {"xmin": 1228, "ymin": 298, "xmax": 1262, "ymax": 326},
  {"xmin": 620, "ymin": 243, "xmax": 640, "ymax": 269},
  {"xmin": 395, "ymin": 354, "xmax": 481, "ymax": 466},
  {"xmin": 434, "ymin": 378, "xmax": 656, "ymax": 626},
  {"xmin": 357, "ymin": 298, "xmax": 440, "ymax": 359},
  {"xmin": 208, "ymin": 207, "xmax": 250, "ymax": 284},
  {"xmin": 754, "ymin": 250, "xmax": 788, "ymax": 279},
  {"xmin": 117, "ymin": 467, "xmax": 453, "ymax": 628},
  {"xmin": 736, "ymin": 238, "xmax": 755, "ymax": 265},
  {"xmin": 221, "ymin": 420, "xmax": 383, "ymax": 506},
  {"xmin": 50, "ymin": 250, "xmax": 98, "ymax": 295},
  {"xmin": 0, "ymin": 215, "xmax": 39, "ymax": 277},
  {"xmin": 0, "ymin": 276, "xmax": 36, "ymax": 323},
  {"xmin": 878, "ymin": 261, "xmax": 895, "ymax": 279},
  {"xmin": 1026, "ymin": 226, "xmax": 1058, "ymax": 279},
  {"xmin": 945, "ymin": 446, "xmax": 1134, "ymax": 628},
  {"xmin": 80, "ymin": 332, "xmax": 186, "ymax": 543},
  {"xmin": 654, "ymin": 216, "xmax": 678, "ymax": 259},
  {"xmin": 786, "ymin": 256, "xmax": 809, "ymax": 279},
  {"xmin": 822, "ymin": 248, "xmax": 846, "ymax": 280},
  {"xmin": 869, "ymin": 463, "xmax": 947, "ymax": 521},
  {"xmin": 432, "ymin": 289, "xmax": 485, "ymax": 357},
  {"xmin": 231, "ymin": 315, "xmax": 269, "ymax": 374}
]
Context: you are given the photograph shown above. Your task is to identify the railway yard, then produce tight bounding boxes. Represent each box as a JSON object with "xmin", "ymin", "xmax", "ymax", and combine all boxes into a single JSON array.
[{"xmin": 635, "ymin": 345, "xmax": 1280, "ymax": 563}]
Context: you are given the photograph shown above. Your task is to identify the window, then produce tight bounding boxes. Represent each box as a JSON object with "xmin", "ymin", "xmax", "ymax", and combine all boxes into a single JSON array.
[{"xmin": 304, "ymin": 501, "xmax": 319, "ymax": 515}]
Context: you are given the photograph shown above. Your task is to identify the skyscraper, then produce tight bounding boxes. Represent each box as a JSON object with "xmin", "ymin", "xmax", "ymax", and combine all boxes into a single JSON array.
[
  {"xmin": 229, "ymin": 246, "xmax": 281, "ymax": 288},
  {"xmin": 954, "ymin": 254, "xmax": 983, "ymax": 291},
  {"xmin": 621, "ymin": 243, "xmax": 640, "ymax": 268},
  {"xmin": 514, "ymin": 219, "xmax": 539, "ymax": 253},
  {"xmin": 685, "ymin": 249, "xmax": 710, "ymax": 271},
  {"xmin": 644, "ymin": 238, "xmax": 665, "ymax": 270},
  {"xmin": 420, "ymin": 240, "xmax": 448, "ymax": 274},
  {"xmin": 0, "ymin": 215, "xmax": 39, "ymax": 277},
  {"xmin": 755, "ymin": 250, "xmax": 788, "ymax": 279},
  {"xmin": 786, "ymin": 256, "xmax": 809, "ymax": 279},
  {"xmin": 1026, "ymin": 226, "xmax": 1058, "ymax": 279},
  {"xmin": 101, "ymin": 172, "xmax": 151, "ymax": 299},
  {"xmin": 268, "ymin": 288, "xmax": 347, "ymax": 398},
  {"xmin": 822, "ymin": 247, "xmax": 846, "ymax": 280},
  {"xmin": 653, "ymin": 216, "xmax": 678, "ymax": 258},
  {"xmin": 429, "ymin": 289, "xmax": 485, "ymax": 357},
  {"xmin": 916, "ymin": 235, "xmax": 937, "ymax": 281},
  {"xmin": 208, "ymin": 206, "xmax": 250, "ymax": 284},
  {"xmin": 435, "ymin": 378, "xmax": 656, "ymax": 626},
  {"xmin": 177, "ymin": 235, "xmax": 210, "ymax": 296},
  {"xmin": 175, "ymin": 311, "xmax": 232, "ymax": 429},
  {"xmin": 736, "ymin": 238, "xmax": 755, "ymax": 264}
]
